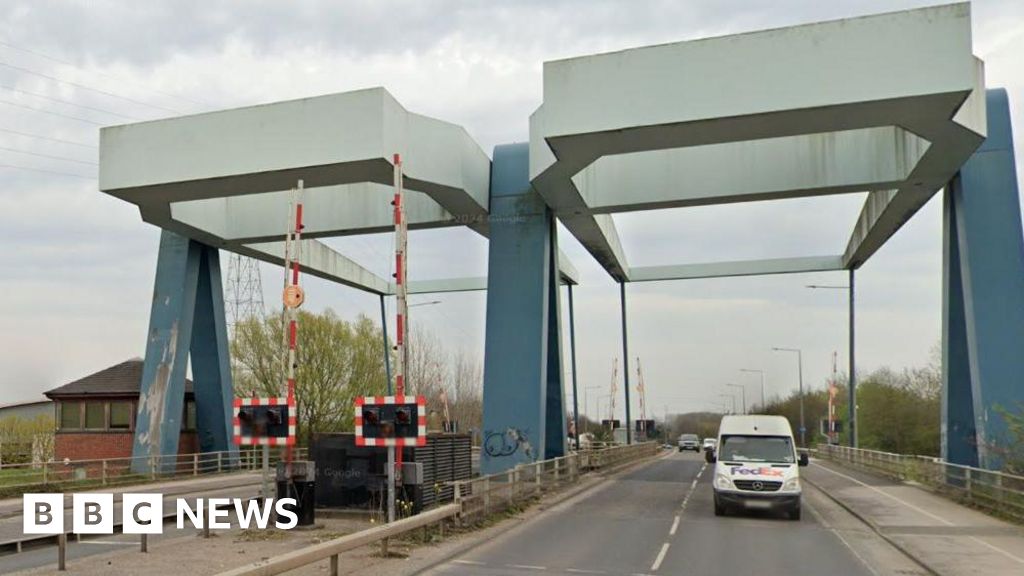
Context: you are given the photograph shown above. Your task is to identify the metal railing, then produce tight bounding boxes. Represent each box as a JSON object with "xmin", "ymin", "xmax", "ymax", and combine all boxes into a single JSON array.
[
  {"xmin": 817, "ymin": 444, "xmax": 1024, "ymax": 522},
  {"xmin": 0, "ymin": 447, "xmax": 306, "ymax": 497},
  {"xmin": 215, "ymin": 442, "xmax": 661, "ymax": 576}
]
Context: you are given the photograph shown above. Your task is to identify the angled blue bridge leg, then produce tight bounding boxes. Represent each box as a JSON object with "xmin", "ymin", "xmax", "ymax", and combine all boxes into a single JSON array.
[
  {"xmin": 132, "ymin": 230, "xmax": 236, "ymax": 473},
  {"xmin": 481, "ymin": 143, "xmax": 566, "ymax": 474},
  {"xmin": 943, "ymin": 89, "xmax": 1024, "ymax": 470}
]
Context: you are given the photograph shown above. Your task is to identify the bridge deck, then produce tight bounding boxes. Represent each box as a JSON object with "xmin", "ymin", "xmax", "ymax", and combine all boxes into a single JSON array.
[{"xmin": 805, "ymin": 459, "xmax": 1024, "ymax": 575}]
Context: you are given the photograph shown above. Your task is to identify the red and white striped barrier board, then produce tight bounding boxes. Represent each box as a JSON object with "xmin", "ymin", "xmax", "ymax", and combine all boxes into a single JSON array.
[
  {"xmin": 233, "ymin": 396, "xmax": 297, "ymax": 446},
  {"xmin": 354, "ymin": 395, "xmax": 427, "ymax": 447}
]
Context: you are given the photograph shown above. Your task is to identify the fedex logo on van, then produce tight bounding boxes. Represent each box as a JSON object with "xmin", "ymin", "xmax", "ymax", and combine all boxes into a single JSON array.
[{"xmin": 729, "ymin": 466, "xmax": 784, "ymax": 477}]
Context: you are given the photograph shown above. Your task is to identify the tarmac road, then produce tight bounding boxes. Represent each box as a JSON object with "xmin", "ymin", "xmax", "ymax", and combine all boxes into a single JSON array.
[{"xmin": 424, "ymin": 451, "xmax": 885, "ymax": 576}]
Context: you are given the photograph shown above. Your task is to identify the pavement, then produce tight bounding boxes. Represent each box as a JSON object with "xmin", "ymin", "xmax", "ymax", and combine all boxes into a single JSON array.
[
  {"xmin": 422, "ymin": 451, "xmax": 922, "ymax": 576},
  {"xmin": 804, "ymin": 459, "xmax": 1024, "ymax": 575}
]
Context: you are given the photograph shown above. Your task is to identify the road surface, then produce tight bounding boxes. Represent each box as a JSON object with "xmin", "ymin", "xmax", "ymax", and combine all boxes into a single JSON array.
[{"xmin": 424, "ymin": 451, "xmax": 897, "ymax": 575}]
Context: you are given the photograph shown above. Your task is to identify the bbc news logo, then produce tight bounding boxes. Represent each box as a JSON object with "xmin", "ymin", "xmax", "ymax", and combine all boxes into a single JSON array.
[{"xmin": 23, "ymin": 494, "xmax": 299, "ymax": 534}]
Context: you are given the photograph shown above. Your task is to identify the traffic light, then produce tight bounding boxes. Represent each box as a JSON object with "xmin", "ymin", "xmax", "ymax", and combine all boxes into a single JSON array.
[
  {"xmin": 355, "ymin": 398, "xmax": 425, "ymax": 446},
  {"xmin": 237, "ymin": 405, "xmax": 291, "ymax": 439}
]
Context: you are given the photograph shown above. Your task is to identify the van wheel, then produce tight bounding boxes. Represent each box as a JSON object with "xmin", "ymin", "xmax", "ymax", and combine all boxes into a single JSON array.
[
  {"xmin": 787, "ymin": 506, "xmax": 801, "ymax": 521},
  {"xmin": 714, "ymin": 498, "xmax": 726, "ymax": 517}
]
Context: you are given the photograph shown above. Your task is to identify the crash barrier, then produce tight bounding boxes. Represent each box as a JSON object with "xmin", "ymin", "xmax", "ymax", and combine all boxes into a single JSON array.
[
  {"xmin": 0, "ymin": 448, "xmax": 305, "ymax": 498},
  {"xmin": 215, "ymin": 442, "xmax": 661, "ymax": 575},
  {"xmin": 817, "ymin": 444, "xmax": 1024, "ymax": 523}
]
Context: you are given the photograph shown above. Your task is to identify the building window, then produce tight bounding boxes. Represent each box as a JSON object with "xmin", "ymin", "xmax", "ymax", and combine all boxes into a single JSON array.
[
  {"xmin": 84, "ymin": 402, "xmax": 105, "ymax": 429},
  {"xmin": 110, "ymin": 401, "xmax": 132, "ymax": 430},
  {"xmin": 60, "ymin": 401, "xmax": 82, "ymax": 429}
]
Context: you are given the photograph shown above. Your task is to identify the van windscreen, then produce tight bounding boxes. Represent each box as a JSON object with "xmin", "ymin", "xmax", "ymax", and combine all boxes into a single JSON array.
[{"xmin": 719, "ymin": 435, "xmax": 794, "ymax": 464}]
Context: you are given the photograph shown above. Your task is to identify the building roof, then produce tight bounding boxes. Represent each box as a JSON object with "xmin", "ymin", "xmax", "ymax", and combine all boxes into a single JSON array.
[
  {"xmin": 44, "ymin": 359, "xmax": 194, "ymax": 398},
  {"xmin": 0, "ymin": 399, "xmax": 50, "ymax": 411}
]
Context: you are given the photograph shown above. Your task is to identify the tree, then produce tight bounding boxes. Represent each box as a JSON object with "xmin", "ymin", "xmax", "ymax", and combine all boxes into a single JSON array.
[
  {"xmin": 231, "ymin": 310, "xmax": 389, "ymax": 444},
  {"xmin": 405, "ymin": 328, "xmax": 483, "ymax": 435}
]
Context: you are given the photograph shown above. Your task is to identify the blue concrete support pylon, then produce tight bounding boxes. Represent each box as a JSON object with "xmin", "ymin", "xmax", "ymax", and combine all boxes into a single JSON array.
[
  {"xmin": 481, "ymin": 143, "xmax": 567, "ymax": 474},
  {"xmin": 942, "ymin": 89, "xmax": 1024, "ymax": 470},
  {"xmin": 132, "ymin": 230, "xmax": 237, "ymax": 474}
]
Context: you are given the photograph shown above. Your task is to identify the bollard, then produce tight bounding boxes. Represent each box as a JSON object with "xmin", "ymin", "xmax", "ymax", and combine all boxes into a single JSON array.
[
  {"xmin": 507, "ymin": 470, "xmax": 515, "ymax": 506},
  {"xmin": 57, "ymin": 533, "xmax": 66, "ymax": 571},
  {"xmin": 330, "ymin": 554, "xmax": 339, "ymax": 576},
  {"xmin": 554, "ymin": 458, "xmax": 560, "ymax": 482},
  {"xmin": 141, "ymin": 533, "xmax": 148, "ymax": 553},
  {"xmin": 535, "ymin": 461, "xmax": 542, "ymax": 493},
  {"xmin": 203, "ymin": 502, "xmax": 211, "ymax": 538},
  {"xmin": 102, "ymin": 460, "xmax": 108, "ymax": 486}
]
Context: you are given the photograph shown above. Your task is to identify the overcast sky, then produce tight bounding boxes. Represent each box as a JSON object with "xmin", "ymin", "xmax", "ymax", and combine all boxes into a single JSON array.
[{"xmin": 1, "ymin": 1, "xmax": 1022, "ymax": 423}]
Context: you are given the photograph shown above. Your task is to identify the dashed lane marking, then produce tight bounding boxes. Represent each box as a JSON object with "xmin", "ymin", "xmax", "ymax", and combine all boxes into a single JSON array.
[
  {"xmin": 650, "ymin": 542, "xmax": 671, "ymax": 571},
  {"xmin": 507, "ymin": 564, "xmax": 546, "ymax": 571},
  {"xmin": 669, "ymin": 515, "xmax": 680, "ymax": 536},
  {"xmin": 452, "ymin": 560, "xmax": 485, "ymax": 566}
]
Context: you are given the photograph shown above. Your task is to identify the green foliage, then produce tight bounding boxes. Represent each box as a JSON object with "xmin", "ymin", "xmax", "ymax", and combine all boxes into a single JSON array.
[
  {"xmin": 669, "ymin": 412, "xmax": 723, "ymax": 441},
  {"xmin": 0, "ymin": 414, "xmax": 54, "ymax": 464},
  {"xmin": 231, "ymin": 309, "xmax": 389, "ymax": 443},
  {"xmin": 761, "ymin": 356, "xmax": 941, "ymax": 456}
]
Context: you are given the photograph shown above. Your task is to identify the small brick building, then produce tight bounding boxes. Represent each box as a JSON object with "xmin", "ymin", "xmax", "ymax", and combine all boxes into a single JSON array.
[{"xmin": 44, "ymin": 359, "xmax": 198, "ymax": 462}]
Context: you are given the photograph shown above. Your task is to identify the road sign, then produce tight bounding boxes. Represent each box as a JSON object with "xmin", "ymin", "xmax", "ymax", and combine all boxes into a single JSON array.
[
  {"xmin": 233, "ymin": 397, "xmax": 296, "ymax": 446},
  {"xmin": 355, "ymin": 395, "xmax": 426, "ymax": 447}
]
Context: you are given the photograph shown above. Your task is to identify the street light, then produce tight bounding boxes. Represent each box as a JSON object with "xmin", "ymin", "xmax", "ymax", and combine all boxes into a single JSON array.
[
  {"xmin": 772, "ymin": 347, "xmax": 805, "ymax": 447},
  {"xmin": 739, "ymin": 369, "xmax": 766, "ymax": 412},
  {"xmin": 719, "ymin": 393, "xmax": 736, "ymax": 414},
  {"xmin": 725, "ymin": 383, "xmax": 746, "ymax": 414},
  {"xmin": 806, "ymin": 281, "xmax": 858, "ymax": 448}
]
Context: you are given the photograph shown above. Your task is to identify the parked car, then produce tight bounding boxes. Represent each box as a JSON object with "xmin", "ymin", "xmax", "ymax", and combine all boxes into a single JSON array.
[
  {"xmin": 708, "ymin": 415, "xmax": 808, "ymax": 520},
  {"xmin": 677, "ymin": 433, "xmax": 700, "ymax": 452},
  {"xmin": 702, "ymin": 438, "xmax": 717, "ymax": 453}
]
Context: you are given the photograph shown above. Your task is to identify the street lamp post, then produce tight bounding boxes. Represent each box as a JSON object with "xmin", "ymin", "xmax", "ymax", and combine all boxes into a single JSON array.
[
  {"xmin": 772, "ymin": 347, "xmax": 805, "ymax": 447},
  {"xmin": 739, "ymin": 369, "xmax": 766, "ymax": 413},
  {"xmin": 806, "ymin": 280, "xmax": 857, "ymax": 448},
  {"xmin": 719, "ymin": 393, "xmax": 736, "ymax": 414},
  {"xmin": 725, "ymin": 383, "xmax": 746, "ymax": 414}
]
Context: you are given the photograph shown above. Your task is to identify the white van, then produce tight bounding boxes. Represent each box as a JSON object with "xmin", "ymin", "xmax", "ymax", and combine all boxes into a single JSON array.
[{"xmin": 706, "ymin": 415, "xmax": 808, "ymax": 520}]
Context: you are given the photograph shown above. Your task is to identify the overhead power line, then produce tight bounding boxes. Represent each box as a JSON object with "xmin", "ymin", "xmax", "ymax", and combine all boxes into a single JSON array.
[
  {"xmin": 0, "ymin": 59, "xmax": 182, "ymax": 115},
  {"xmin": 0, "ymin": 83, "xmax": 141, "ymax": 120},
  {"xmin": 0, "ymin": 39, "xmax": 212, "ymax": 110},
  {"xmin": 0, "ymin": 143, "xmax": 96, "ymax": 165},
  {"xmin": 0, "ymin": 163, "xmax": 95, "ymax": 179},
  {"xmin": 0, "ymin": 126, "xmax": 96, "ymax": 148},
  {"xmin": 0, "ymin": 97, "xmax": 104, "ymax": 125}
]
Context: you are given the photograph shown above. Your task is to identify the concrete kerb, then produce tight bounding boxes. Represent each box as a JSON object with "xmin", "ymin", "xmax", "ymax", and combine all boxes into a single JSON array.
[
  {"xmin": 803, "ymin": 461, "xmax": 941, "ymax": 576},
  {"xmin": 406, "ymin": 448, "xmax": 668, "ymax": 575}
]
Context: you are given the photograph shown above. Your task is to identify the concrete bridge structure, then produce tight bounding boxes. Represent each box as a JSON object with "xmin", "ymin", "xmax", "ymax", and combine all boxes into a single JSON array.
[{"xmin": 98, "ymin": 3, "xmax": 1023, "ymax": 474}]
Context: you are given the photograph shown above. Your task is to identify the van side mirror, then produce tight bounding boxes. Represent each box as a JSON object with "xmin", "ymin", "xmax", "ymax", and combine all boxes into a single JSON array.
[
  {"xmin": 798, "ymin": 452, "xmax": 809, "ymax": 467},
  {"xmin": 705, "ymin": 450, "xmax": 716, "ymax": 464}
]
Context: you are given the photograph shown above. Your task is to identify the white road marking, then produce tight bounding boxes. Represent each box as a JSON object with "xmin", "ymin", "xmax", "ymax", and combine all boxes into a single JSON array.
[
  {"xmin": 507, "ymin": 564, "xmax": 546, "ymax": 571},
  {"xmin": 812, "ymin": 462, "xmax": 952, "ymax": 525},
  {"xmin": 452, "ymin": 560, "xmax": 485, "ymax": 565},
  {"xmin": 565, "ymin": 569, "xmax": 605, "ymax": 574},
  {"xmin": 651, "ymin": 542, "xmax": 671, "ymax": 571},
  {"xmin": 813, "ymin": 462, "xmax": 1024, "ymax": 565},
  {"xmin": 669, "ymin": 515, "xmax": 680, "ymax": 536},
  {"xmin": 805, "ymin": 499, "xmax": 880, "ymax": 576},
  {"xmin": 967, "ymin": 534, "xmax": 1024, "ymax": 565}
]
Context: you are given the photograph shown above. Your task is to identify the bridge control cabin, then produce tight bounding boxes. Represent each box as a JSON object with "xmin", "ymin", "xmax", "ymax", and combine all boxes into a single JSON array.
[{"xmin": 44, "ymin": 359, "xmax": 198, "ymax": 462}]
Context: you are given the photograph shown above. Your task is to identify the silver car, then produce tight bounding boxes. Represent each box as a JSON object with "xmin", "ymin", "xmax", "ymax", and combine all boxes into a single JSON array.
[{"xmin": 678, "ymin": 433, "xmax": 700, "ymax": 452}]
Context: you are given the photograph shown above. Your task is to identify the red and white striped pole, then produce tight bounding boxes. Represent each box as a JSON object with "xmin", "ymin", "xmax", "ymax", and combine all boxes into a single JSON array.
[
  {"xmin": 391, "ymin": 154, "xmax": 408, "ymax": 502},
  {"xmin": 282, "ymin": 180, "xmax": 305, "ymax": 466},
  {"xmin": 393, "ymin": 154, "xmax": 408, "ymax": 397}
]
